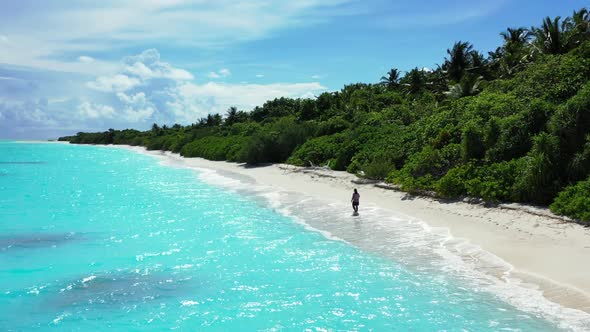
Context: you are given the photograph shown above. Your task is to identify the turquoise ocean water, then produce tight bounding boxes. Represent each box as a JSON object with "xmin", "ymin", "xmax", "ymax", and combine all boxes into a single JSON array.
[{"xmin": 0, "ymin": 141, "xmax": 588, "ymax": 331}]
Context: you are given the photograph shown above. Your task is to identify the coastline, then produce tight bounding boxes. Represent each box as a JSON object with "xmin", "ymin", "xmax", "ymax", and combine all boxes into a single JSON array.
[
  {"xmin": 92, "ymin": 144, "xmax": 590, "ymax": 317},
  {"xmin": 112, "ymin": 145, "xmax": 590, "ymax": 315}
]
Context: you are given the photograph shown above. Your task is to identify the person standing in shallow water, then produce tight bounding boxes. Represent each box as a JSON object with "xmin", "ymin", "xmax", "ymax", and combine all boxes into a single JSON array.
[{"xmin": 351, "ymin": 189, "xmax": 360, "ymax": 213}]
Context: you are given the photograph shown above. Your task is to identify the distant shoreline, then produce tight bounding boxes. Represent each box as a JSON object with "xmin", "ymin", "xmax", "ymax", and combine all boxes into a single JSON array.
[
  {"xmin": 26, "ymin": 140, "xmax": 576, "ymax": 223},
  {"xmin": 12, "ymin": 140, "xmax": 70, "ymax": 144}
]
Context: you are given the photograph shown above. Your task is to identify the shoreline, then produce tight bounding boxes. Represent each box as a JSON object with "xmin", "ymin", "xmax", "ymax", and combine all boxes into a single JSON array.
[
  {"xmin": 117, "ymin": 145, "xmax": 590, "ymax": 315},
  {"xmin": 56, "ymin": 143, "xmax": 590, "ymax": 318}
]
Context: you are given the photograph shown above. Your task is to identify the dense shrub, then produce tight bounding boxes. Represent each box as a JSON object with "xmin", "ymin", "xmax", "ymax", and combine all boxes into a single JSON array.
[
  {"xmin": 549, "ymin": 82, "xmax": 590, "ymax": 159},
  {"xmin": 130, "ymin": 136, "xmax": 147, "ymax": 146},
  {"xmin": 388, "ymin": 146, "xmax": 446, "ymax": 191},
  {"xmin": 436, "ymin": 163, "xmax": 477, "ymax": 198},
  {"xmin": 567, "ymin": 135, "xmax": 590, "ymax": 181},
  {"xmin": 316, "ymin": 116, "xmax": 350, "ymax": 136},
  {"xmin": 512, "ymin": 133, "xmax": 561, "ymax": 204},
  {"xmin": 362, "ymin": 158, "xmax": 395, "ymax": 180},
  {"xmin": 507, "ymin": 52, "xmax": 590, "ymax": 103},
  {"xmin": 437, "ymin": 160, "xmax": 521, "ymax": 202},
  {"xmin": 486, "ymin": 114, "xmax": 533, "ymax": 161},
  {"xmin": 240, "ymin": 118, "xmax": 314, "ymax": 164},
  {"xmin": 287, "ymin": 134, "xmax": 345, "ymax": 167},
  {"xmin": 146, "ymin": 136, "xmax": 166, "ymax": 151},
  {"xmin": 229, "ymin": 122, "xmax": 260, "ymax": 136},
  {"xmin": 465, "ymin": 160, "xmax": 521, "ymax": 202},
  {"xmin": 181, "ymin": 136, "xmax": 242, "ymax": 161},
  {"xmin": 461, "ymin": 122, "xmax": 486, "ymax": 161},
  {"xmin": 550, "ymin": 178, "xmax": 590, "ymax": 224}
]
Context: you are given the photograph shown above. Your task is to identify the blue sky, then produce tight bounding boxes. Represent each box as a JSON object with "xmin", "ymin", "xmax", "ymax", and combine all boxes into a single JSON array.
[{"xmin": 0, "ymin": 0, "xmax": 587, "ymax": 139}]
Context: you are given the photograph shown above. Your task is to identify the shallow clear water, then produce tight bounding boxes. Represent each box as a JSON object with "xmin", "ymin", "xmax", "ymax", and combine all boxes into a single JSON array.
[{"xmin": 0, "ymin": 142, "xmax": 580, "ymax": 331}]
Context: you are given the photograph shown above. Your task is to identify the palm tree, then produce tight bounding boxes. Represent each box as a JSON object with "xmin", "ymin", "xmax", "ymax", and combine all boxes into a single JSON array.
[
  {"xmin": 151, "ymin": 123, "xmax": 162, "ymax": 136},
  {"xmin": 443, "ymin": 41, "xmax": 474, "ymax": 82},
  {"xmin": 380, "ymin": 68, "xmax": 401, "ymax": 90},
  {"xmin": 501, "ymin": 27, "xmax": 531, "ymax": 46},
  {"xmin": 572, "ymin": 8, "xmax": 590, "ymax": 29},
  {"xmin": 532, "ymin": 16, "xmax": 567, "ymax": 54},
  {"xmin": 401, "ymin": 68, "xmax": 427, "ymax": 95},
  {"xmin": 206, "ymin": 113, "xmax": 222, "ymax": 126},
  {"xmin": 196, "ymin": 117, "xmax": 207, "ymax": 127},
  {"xmin": 492, "ymin": 27, "xmax": 532, "ymax": 77},
  {"xmin": 467, "ymin": 50, "xmax": 490, "ymax": 78},
  {"xmin": 225, "ymin": 106, "xmax": 249, "ymax": 125},
  {"xmin": 565, "ymin": 8, "xmax": 590, "ymax": 49},
  {"xmin": 501, "ymin": 27, "xmax": 531, "ymax": 58},
  {"xmin": 225, "ymin": 106, "xmax": 238, "ymax": 126},
  {"xmin": 424, "ymin": 65, "xmax": 449, "ymax": 96},
  {"xmin": 445, "ymin": 73, "xmax": 484, "ymax": 99}
]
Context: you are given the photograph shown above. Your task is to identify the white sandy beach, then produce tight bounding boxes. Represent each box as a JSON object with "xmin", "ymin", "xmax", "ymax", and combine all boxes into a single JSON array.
[{"xmin": 117, "ymin": 145, "xmax": 590, "ymax": 316}]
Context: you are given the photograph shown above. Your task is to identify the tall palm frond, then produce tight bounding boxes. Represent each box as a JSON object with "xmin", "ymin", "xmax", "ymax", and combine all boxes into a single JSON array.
[
  {"xmin": 501, "ymin": 27, "xmax": 531, "ymax": 45},
  {"xmin": 532, "ymin": 16, "xmax": 567, "ymax": 54},
  {"xmin": 491, "ymin": 27, "xmax": 534, "ymax": 77},
  {"xmin": 565, "ymin": 8, "xmax": 590, "ymax": 49},
  {"xmin": 445, "ymin": 74, "xmax": 484, "ymax": 99},
  {"xmin": 380, "ymin": 68, "xmax": 401, "ymax": 90},
  {"xmin": 400, "ymin": 67, "xmax": 427, "ymax": 95},
  {"xmin": 444, "ymin": 41, "xmax": 474, "ymax": 82}
]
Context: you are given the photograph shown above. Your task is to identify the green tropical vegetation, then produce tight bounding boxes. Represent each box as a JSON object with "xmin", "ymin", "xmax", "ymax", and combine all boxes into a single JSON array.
[{"xmin": 60, "ymin": 8, "xmax": 590, "ymax": 224}]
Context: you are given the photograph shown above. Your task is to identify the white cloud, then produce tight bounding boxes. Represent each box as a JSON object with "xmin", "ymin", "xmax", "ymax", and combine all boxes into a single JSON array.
[
  {"xmin": 167, "ymin": 81, "xmax": 326, "ymax": 121},
  {"xmin": 78, "ymin": 56, "xmax": 95, "ymax": 63},
  {"xmin": 123, "ymin": 49, "xmax": 194, "ymax": 81},
  {"xmin": 255, "ymin": 74, "xmax": 264, "ymax": 78},
  {"xmin": 83, "ymin": 49, "xmax": 196, "ymax": 125},
  {"xmin": 48, "ymin": 97, "xmax": 71, "ymax": 104},
  {"xmin": 0, "ymin": 76, "xmax": 22, "ymax": 81},
  {"xmin": 77, "ymin": 102, "xmax": 116, "ymax": 119},
  {"xmin": 189, "ymin": 81, "xmax": 326, "ymax": 105},
  {"xmin": 311, "ymin": 74, "xmax": 323, "ymax": 79},
  {"xmin": 1, "ymin": 48, "xmax": 329, "ymax": 138},
  {"xmin": 87, "ymin": 49, "xmax": 193, "ymax": 93},
  {"xmin": 0, "ymin": 35, "xmax": 8, "ymax": 43},
  {"xmin": 76, "ymin": 98, "xmax": 153, "ymax": 122},
  {"xmin": 115, "ymin": 91, "xmax": 156, "ymax": 122},
  {"xmin": 0, "ymin": 1, "xmax": 355, "ymax": 73},
  {"xmin": 87, "ymin": 74, "xmax": 141, "ymax": 92},
  {"xmin": 207, "ymin": 71, "xmax": 221, "ymax": 79},
  {"xmin": 116, "ymin": 91, "xmax": 146, "ymax": 105},
  {"xmin": 124, "ymin": 62, "xmax": 154, "ymax": 79},
  {"xmin": 208, "ymin": 68, "xmax": 231, "ymax": 79},
  {"xmin": 121, "ymin": 104, "xmax": 155, "ymax": 122}
]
